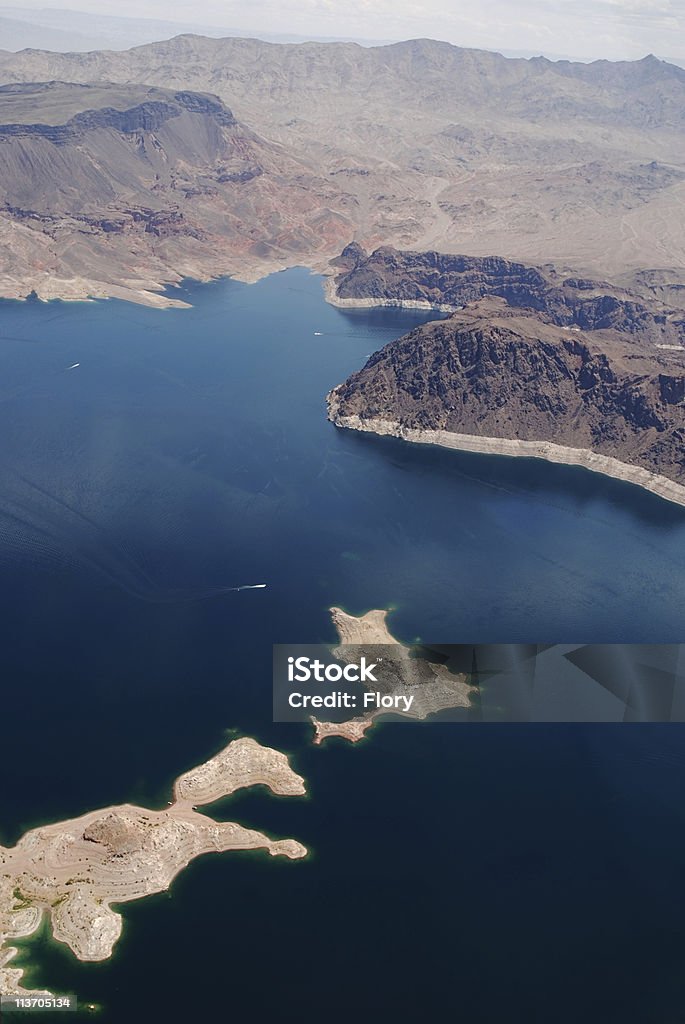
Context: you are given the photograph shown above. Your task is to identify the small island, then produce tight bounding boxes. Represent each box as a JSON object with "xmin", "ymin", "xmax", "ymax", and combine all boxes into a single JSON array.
[
  {"xmin": 0, "ymin": 737, "xmax": 306, "ymax": 997},
  {"xmin": 311, "ymin": 607, "xmax": 474, "ymax": 744}
]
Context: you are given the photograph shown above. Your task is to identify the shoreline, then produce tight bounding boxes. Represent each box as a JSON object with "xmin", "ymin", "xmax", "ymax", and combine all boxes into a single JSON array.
[
  {"xmin": 327, "ymin": 400, "xmax": 685, "ymax": 510},
  {"xmin": 0, "ymin": 263, "xmax": 348, "ymax": 312},
  {"xmin": 0, "ymin": 273, "xmax": 193, "ymax": 310},
  {"xmin": 323, "ymin": 276, "xmax": 459, "ymax": 313},
  {"xmin": 0, "ymin": 255, "xmax": 329, "ymax": 311}
]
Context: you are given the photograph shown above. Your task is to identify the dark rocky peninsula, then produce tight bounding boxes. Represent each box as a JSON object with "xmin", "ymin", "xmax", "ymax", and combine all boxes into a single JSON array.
[{"xmin": 327, "ymin": 247, "xmax": 685, "ymax": 505}]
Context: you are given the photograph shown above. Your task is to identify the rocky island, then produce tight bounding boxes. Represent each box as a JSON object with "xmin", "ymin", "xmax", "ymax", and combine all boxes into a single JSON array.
[
  {"xmin": 327, "ymin": 246, "xmax": 685, "ymax": 507},
  {"xmin": 0, "ymin": 737, "xmax": 306, "ymax": 997},
  {"xmin": 311, "ymin": 607, "xmax": 474, "ymax": 744}
]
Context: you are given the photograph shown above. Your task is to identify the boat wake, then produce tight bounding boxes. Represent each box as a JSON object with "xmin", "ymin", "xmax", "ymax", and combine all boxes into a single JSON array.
[{"xmin": 0, "ymin": 470, "xmax": 267, "ymax": 604}]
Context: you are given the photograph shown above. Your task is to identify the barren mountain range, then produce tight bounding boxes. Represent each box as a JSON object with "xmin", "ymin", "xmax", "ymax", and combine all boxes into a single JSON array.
[
  {"xmin": 0, "ymin": 80, "xmax": 355, "ymax": 304},
  {"xmin": 1, "ymin": 36, "xmax": 685, "ymax": 302}
]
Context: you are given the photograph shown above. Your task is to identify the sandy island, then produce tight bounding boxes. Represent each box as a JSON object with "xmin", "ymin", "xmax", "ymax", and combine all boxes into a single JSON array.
[
  {"xmin": 311, "ymin": 607, "xmax": 473, "ymax": 744},
  {"xmin": 0, "ymin": 737, "xmax": 306, "ymax": 997}
]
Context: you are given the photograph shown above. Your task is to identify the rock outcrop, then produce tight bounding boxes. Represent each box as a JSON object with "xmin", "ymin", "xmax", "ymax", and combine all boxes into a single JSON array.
[
  {"xmin": 328, "ymin": 293, "xmax": 685, "ymax": 504},
  {"xmin": 330, "ymin": 245, "xmax": 685, "ymax": 347}
]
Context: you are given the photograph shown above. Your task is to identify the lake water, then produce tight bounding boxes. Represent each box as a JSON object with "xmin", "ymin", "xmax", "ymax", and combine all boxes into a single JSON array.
[{"xmin": 2, "ymin": 269, "xmax": 685, "ymax": 1022}]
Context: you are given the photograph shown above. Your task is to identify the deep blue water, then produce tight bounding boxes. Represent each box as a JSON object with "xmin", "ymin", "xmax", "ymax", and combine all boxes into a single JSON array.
[{"xmin": 2, "ymin": 269, "xmax": 685, "ymax": 1023}]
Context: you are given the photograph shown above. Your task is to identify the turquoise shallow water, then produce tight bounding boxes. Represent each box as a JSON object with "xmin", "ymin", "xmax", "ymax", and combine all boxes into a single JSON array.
[{"xmin": 2, "ymin": 269, "xmax": 685, "ymax": 1022}]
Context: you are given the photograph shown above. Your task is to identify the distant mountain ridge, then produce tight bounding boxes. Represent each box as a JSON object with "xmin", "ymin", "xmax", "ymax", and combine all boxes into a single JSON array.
[
  {"xmin": 0, "ymin": 14, "xmax": 104, "ymax": 52},
  {"xmin": 0, "ymin": 36, "xmax": 685, "ymax": 299},
  {"xmin": 1, "ymin": 38, "xmax": 684, "ymax": 125},
  {"xmin": 0, "ymin": 7, "xmax": 393, "ymax": 52}
]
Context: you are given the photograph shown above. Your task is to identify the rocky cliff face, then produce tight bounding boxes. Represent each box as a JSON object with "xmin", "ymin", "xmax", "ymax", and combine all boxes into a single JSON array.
[
  {"xmin": 328, "ymin": 297, "xmax": 685, "ymax": 490},
  {"xmin": 0, "ymin": 86, "xmax": 237, "ymax": 142},
  {"xmin": 0, "ymin": 81, "xmax": 354, "ymax": 304},
  {"xmin": 332, "ymin": 245, "xmax": 685, "ymax": 347}
]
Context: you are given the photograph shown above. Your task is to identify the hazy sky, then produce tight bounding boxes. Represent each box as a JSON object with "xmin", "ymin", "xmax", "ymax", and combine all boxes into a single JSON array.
[{"xmin": 9, "ymin": 0, "xmax": 685, "ymax": 61}]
